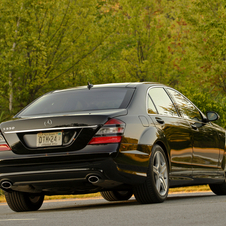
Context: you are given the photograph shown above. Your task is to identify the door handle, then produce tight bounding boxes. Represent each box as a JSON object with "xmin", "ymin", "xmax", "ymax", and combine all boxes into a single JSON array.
[
  {"xmin": 191, "ymin": 123, "xmax": 198, "ymax": 130},
  {"xmin": 155, "ymin": 117, "xmax": 165, "ymax": 124}
]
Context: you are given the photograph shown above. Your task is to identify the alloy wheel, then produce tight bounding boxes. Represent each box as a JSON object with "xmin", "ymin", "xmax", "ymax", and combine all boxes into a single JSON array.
[{"xmin": 153, "ymin": 150, "xmax": 168, "ymax": 196}]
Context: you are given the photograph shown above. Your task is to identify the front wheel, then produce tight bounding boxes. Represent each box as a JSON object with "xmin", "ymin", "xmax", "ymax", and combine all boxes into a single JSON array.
[
  {"xmin": 5, "ymin": 191, "xmax": 44, "ymax": 212},
  {"xmin": 209, "ymin": 182, "xmax": 226, "ymax": 195},
  {"xmin": 134, "ymin": 144, "xmax": 169, "ymax": 204}
]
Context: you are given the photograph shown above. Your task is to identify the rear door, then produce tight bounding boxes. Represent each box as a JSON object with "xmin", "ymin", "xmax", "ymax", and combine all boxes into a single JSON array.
[{"xmin": 147, "ymin": 87, "xmax": 193, "ymax": 178}]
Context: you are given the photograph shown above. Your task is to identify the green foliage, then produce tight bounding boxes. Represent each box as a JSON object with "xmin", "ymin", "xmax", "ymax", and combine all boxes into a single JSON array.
[
  {"xmin": 0, "ymin": 111, "xmax": 12, "ymax": 123},
  {"xmin": 0, "ymin": 0, "xmax": 225, "ymax": 127},
  {"xmin": 0, "ymin": 0, "xmax": 116, "ymax": 113},
  {"xmin": 178, "ymin": 0, "xmax": 226, "ymax": 94}
]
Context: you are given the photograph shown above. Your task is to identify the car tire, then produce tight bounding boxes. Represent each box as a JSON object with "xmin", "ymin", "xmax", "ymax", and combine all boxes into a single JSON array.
[
  {"xmin": 134, "ymin": 144, "xmax": 169, "ymax": 204},
  {"xmin": 5, "ymin": 191, "xmax": 44, "ymax": 212},
  {"xmin": 209, "ymin": 182, "xmax": 226, "ymax": 195},
  {"xmin": 100, "ymin": 190, "xmax": 133, "ymax": 201}
]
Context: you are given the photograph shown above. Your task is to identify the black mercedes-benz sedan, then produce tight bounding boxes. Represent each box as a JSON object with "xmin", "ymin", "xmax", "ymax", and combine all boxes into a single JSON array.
[{"xmin": 0, "ymin": 82, "xmax": 225, "ymax": 212}]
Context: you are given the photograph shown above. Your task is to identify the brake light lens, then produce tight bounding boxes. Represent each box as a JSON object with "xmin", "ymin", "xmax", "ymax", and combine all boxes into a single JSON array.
[
  {"xmin": 88, "ymin": 118, "xmax": 125, "ymax": 145},
  {"xmin": 0, "ymin": 133, "xmax": 11, "ymax": 151},
  {"xmin": 0, "ymin": 144, "xmax": 11, "ymax": 151}
]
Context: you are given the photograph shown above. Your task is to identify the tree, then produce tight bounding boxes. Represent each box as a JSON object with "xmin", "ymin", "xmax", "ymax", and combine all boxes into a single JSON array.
[
  {"xmin": 178, "ymin": 0, "xmax": 226, "ymax": 95},
  {"xmin": 108, "ymin": 0, "xmax": 173, "ymax": 83},
  {"xmin": 0, "ymin": 0, "xmax": 115, "ymax": 114},
  {"xmin": 83, "ymin": 0, "xmax": 197, "ymax": 87}
]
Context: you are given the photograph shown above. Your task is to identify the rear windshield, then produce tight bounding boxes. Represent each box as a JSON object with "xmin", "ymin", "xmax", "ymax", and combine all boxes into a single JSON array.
[{"xmin": 17, "ymin": 88, "xmax": 135, "ymax": 117}]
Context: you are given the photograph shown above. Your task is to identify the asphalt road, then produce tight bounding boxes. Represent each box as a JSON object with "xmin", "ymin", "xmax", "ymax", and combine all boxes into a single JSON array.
[{"xmin": 0, "ymin": 192, "xmax": 226, "ymax": 226}]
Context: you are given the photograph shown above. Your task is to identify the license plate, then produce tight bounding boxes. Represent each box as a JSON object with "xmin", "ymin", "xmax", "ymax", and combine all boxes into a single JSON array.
[{"xmin": 36, "ymin": 132, "xmax": 62, "ymax": 147}]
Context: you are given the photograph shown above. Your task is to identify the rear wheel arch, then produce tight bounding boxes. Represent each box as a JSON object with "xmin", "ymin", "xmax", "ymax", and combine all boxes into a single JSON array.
[
  {"xmin": 138, "ymin": 126, "xmax": 159, "ymax": 145},
  {"xmin": 136, "ymin": 127, "xmax": 171, "ymax": 171},
  {"xmin": 155, "ymin": 141, "xmax": 171, "ymax": 172},
  {"xmin": 137, "ymin": 127, "xmax": 171, "ymax": 171}
]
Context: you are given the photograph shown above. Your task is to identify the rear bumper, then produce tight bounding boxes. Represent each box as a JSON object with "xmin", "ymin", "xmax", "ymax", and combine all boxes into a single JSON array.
[{"xmin": 0, "ymin": 144, "xmax": 148, "ymax": 195}]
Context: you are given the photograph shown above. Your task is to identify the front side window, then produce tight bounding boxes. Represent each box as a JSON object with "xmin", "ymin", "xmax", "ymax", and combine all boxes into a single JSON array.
[
  {"xmin": 167, "ymin": 89, "xmax": 202, "ymax": 121},
  {"xmin": 148, "ymin": 88, "xmax": 178, "ymax": 116}
]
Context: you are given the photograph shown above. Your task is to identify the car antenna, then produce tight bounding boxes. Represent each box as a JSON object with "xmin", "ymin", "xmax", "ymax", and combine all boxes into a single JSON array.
[{"xmin": 87, "ymin": 82, "xmax": 93, "ymax": 90}]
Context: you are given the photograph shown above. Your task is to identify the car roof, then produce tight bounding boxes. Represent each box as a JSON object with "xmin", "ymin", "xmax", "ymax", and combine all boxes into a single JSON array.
[{"xmin": 53, "ymin": 82, "xmax": 163, "ymax": 93}]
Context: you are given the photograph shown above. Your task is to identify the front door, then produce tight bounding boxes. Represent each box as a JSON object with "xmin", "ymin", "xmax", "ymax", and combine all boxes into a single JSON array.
[
  {"xmin": 166, "ymin": 88, "xmax": 220, "ymax": 178},
  {"xmin": 191, "ymin": 120, "xmax": 220, "ymax": 177}
]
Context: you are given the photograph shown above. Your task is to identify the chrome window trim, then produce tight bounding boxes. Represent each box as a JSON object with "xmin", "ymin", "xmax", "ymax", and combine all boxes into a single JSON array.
[{"xmin": 3, "ymin": 125, "xmax": 97, "ymax": 134}]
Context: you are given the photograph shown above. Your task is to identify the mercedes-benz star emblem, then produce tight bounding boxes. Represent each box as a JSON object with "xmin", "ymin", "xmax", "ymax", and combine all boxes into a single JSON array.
[{"xmin": 44, "ymin": 119, "xmax": 52, "ymax": 126}]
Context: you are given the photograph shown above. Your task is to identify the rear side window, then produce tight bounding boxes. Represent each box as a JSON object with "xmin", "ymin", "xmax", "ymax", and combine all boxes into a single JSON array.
[
  {"xmin": 147, "ymin": 96, "xmax": 158, "ymax": 114},
  {"xmin": 148, "ymin": 87, "xmax": 178, "ymax": 117},
  {"xmin": 17, "ymin": 88, "xmax": 135, "ymax": 117}
]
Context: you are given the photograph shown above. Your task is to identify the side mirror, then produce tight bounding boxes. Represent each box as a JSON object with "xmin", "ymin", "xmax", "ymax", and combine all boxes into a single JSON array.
[{"xmin": 206, "ymin": 111, "xmax": 220, "ymax": 122}]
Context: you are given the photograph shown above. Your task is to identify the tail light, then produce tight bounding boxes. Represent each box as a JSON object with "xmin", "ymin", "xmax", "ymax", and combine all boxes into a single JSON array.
[
  {"xmin": 88, "ymin": 118, "xmax": 125, "ymax": 145},
  {"xmin": 0, "ymin": 132, "xmax": 11, "ymax": 151}
]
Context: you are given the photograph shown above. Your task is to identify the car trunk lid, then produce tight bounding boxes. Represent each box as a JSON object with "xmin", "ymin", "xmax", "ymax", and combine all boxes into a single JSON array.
[{"xmin": 1, "ymin": 109, "xmax": 127, "ymax": 155}]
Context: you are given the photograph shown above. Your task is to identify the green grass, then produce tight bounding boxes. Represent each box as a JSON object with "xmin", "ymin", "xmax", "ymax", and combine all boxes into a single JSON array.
[
  {"xmin": 44, "ymin": 193, "xmax": 102, "ymax": 201},
  {"xmin": 169, "ymin": 185, "xmax": 210, "ymax": 193},
  {"xmin": 0, "ymin": 185, "xmax": 211, "ymax": 203}
]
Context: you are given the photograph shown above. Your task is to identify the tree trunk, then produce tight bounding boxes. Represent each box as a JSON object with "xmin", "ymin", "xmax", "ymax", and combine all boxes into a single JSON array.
[{"xmin": 9, "ymin": 6, "xmax": 22, "ymax": 113}]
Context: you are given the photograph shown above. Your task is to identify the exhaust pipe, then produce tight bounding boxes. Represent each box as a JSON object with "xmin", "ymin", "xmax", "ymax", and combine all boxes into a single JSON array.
[
  {"xmin": 87, "ymin": 175, "xmax": 101, "ymax": 184},
  {"xmin": 1, "ymin": 181, "xmax": 12, "ymax": 189}
]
